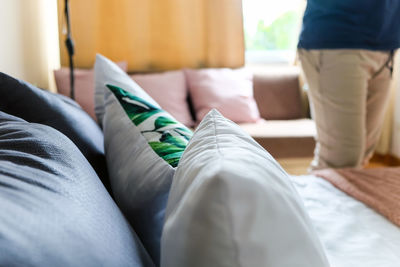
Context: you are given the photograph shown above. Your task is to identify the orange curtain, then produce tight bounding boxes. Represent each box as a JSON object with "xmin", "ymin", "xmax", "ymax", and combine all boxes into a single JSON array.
[{"xmin": 58, "ymin": 0, "xmax": 245, "ymax": 72}]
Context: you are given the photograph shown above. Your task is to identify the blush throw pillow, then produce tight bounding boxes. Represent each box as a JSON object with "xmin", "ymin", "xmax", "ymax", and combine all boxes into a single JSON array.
[
  {"xmin": 161, "ymin": 109, "xmax": 329, "ymax": 267},
  {"xmin": 130, "ymin": 71, "xmax": 194, "ymax": 127},
  {"xmin": 54, "ymin": 62, "xmax": 127, "ymax": 121},
  {"xmin": 94, "ymin": 54, "xmax": 192, "ymax": 265},
  {"xmin": 185, "ymin": 68, "xmax": 260, "ymax": 123}
]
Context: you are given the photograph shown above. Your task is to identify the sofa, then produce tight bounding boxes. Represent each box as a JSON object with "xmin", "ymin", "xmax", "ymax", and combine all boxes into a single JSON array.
[{"xmin": 55, "ymin": 65, "xmax": 316, "ymax": 159}]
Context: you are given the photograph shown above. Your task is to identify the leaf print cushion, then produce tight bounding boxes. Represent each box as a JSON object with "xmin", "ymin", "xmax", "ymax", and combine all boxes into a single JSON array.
[{"xmin": 107, "ymin": 84, "xmax": 192, "ymax": 167}]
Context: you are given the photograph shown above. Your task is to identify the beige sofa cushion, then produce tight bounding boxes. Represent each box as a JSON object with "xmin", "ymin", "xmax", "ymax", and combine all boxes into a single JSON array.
[
  {"xmin": 239, "ymin": 119, "xmax": 316, "ymax": 158},
  {"xmin": 253, "ymin": 70, "xmax": 304, "ymax": 120}
]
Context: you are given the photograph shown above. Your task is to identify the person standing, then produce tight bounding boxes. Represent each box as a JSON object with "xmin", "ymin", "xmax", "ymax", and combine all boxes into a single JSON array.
[{"xmin": 297, "ymin": 0, "xmax": 400, "ymax": 170}]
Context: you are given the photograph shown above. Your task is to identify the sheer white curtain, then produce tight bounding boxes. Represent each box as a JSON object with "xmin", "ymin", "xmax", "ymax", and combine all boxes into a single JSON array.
[
  {"xmin": 390, "ymin": 53, "xmax": 400, "ymax": 157},
  {"xmin": 374, "ymin": 52, "xmax": 399, "ymax": 155},
  {"xmin": 0, "ymin": 0, "xmax": 60, "ymax": 91}
]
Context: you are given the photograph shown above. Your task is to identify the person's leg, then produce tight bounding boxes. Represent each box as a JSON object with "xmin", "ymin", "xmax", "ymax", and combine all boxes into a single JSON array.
[
  {"xmin": 299, "ymin": 49, "xmax": 369, "ymax": 170},
  {"xmin": 363, "ymin": 51, "xmax": 393, "ymax": 165},
  {"xmin": 298, "ymin": 49, "xmax": 328, "ymax": 169}
]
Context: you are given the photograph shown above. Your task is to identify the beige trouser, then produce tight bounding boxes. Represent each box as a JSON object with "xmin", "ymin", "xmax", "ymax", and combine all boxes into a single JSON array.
[{"xmin": 298, "ymin": 49, "xmax": 393, "ymax": 170}]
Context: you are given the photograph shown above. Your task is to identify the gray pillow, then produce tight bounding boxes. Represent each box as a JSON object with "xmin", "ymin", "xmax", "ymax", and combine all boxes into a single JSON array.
[
  {"xmin": 95, "ymin": 54, "xmax": 193, "ymax": 264},
  {"xmin": 0, "ymin": 111, "xmax": 154, "ymax": 267}
]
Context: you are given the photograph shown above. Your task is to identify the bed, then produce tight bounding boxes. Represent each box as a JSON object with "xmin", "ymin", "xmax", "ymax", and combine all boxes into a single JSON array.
[{"xmin": 292, "ymin": 174, "xmax": 400, "ymax": 267}]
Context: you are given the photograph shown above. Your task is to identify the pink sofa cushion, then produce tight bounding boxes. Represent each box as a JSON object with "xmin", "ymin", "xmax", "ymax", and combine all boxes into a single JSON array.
[
  {"xmin": 185, "ymin": 68, "xmax": 260, "ymax": 123},
  {"xmin": 54, "ymin": 62, "xmax": 127, "ymax": 121},
  {"xmin": 130, "ymin": 70, "xmax": 194, "ymax": 127}
]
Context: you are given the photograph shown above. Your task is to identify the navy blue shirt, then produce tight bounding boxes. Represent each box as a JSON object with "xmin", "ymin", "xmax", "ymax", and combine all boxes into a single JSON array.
[{"xmin": 298, "ymin": 0, "xmax": 400, "ymax": 50}]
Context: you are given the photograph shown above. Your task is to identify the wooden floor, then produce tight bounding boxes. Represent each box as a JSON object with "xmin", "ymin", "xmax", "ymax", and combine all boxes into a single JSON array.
[
  {"xmin": 277, "ymin": 157, "xmax": 313, "ymax": 175},
  {"xmin": 278, "ymin": 153, "xmax": 400, "ymax": 175}
]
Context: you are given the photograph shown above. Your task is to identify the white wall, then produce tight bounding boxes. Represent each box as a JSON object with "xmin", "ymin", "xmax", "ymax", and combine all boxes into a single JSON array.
[
  {"xmin": 391, "ymin": 53, "xmax": 400, "ymax": 157},
  {"xmin": 0, "ymin": 0, "xmax": 60, "ymax": 91}
]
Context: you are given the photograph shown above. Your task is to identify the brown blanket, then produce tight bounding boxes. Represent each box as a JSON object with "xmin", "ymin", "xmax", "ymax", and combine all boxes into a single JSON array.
[{"xmin": 313, "ymin": 167, "xmax": 400, "ymax": 227}]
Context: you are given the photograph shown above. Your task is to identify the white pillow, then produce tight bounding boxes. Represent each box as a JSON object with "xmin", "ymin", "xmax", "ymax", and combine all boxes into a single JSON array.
[
  {"xmin": 161, "ymin": 109, "xmax": 329, "ymax": 267},
  {"xmin": 94, "ymin": 54, "xmax": 193, "ymax": 264}
]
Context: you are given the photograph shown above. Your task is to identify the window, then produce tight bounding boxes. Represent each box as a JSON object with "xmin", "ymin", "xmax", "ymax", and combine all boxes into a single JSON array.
[{"xmin": 242, "ymin": 0, "xmax": 305, "ymax": 64}]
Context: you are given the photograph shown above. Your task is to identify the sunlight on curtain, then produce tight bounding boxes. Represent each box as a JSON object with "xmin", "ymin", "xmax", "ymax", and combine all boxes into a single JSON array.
[
  {"xmin": 390, "ymin": 52, "xmax": 400, "ymax": 157},
  {"xmin": 0, "ymin": 0, "xmax": 60, "ymax": 91},
  {"xmin": 58, "ymin": 0, "xmax": 245, "ymax": 72},
  {"xmin": 376, "ymin": 52, "xmax": 399, "ymax": 155}
]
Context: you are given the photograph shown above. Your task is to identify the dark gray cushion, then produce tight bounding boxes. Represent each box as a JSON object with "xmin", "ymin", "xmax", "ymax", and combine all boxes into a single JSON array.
[
  {"xmin": 0, "ymin": 72, "xmax": 110, "ymax": 191},
  {"xmin": 0, "ymin": 111, "xmax": 154, "ymax": 267}
]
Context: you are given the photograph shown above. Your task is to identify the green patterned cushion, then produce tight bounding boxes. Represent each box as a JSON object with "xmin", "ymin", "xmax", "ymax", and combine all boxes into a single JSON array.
[{"xmin": 107, "ymin": 84, "xmax": 192, "ymax": 168}]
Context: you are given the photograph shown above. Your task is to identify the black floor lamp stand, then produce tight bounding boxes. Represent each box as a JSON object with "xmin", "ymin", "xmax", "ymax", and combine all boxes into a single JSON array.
[{"xmin": 64, "ymin": 0, "xmax": 75, "ymax": 100}]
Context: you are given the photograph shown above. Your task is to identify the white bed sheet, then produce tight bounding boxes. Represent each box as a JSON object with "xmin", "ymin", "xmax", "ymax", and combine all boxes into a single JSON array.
[{"xmin": 292, "ymin": 175, "xmax": 400, "ymax": 267}]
